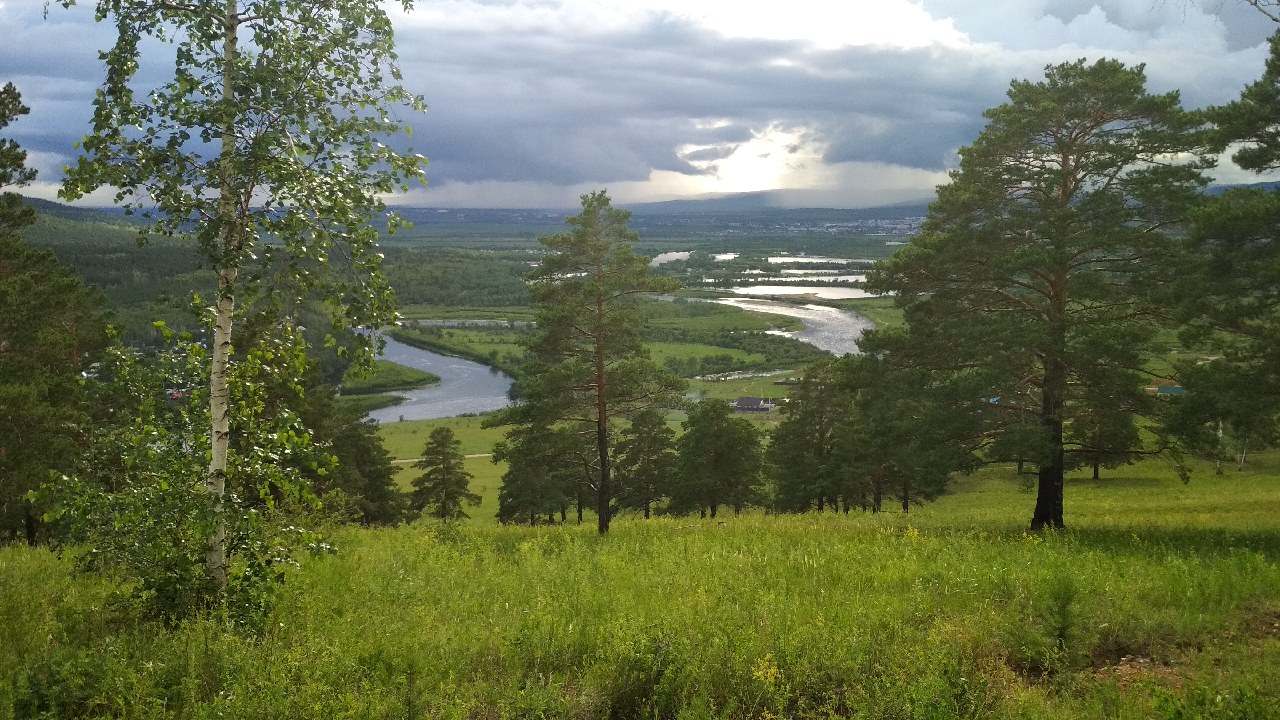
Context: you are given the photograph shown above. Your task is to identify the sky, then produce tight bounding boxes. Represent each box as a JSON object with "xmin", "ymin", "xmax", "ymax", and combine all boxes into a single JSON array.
[{"xmin": 1, "ymin": 0, "xmax": 1276, "ymax": 209}]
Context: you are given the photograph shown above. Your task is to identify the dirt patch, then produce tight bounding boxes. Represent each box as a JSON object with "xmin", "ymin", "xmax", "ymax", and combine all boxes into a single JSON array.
[
  {"xmin": 1239, "ymin": 606, "xmax": 1280, "ymax": 641},
  {"xmin": 1090, "ymin": 655, "xmax": 1184, "ymax": 691}
]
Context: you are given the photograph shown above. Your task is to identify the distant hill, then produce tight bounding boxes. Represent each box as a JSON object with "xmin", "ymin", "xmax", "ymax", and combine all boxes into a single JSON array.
[
  {"xmin": 24, "ymin": 190, "xmax": 935, "ymax": 227},
  {"xmin": 20, "ymin": 196, "xmax": 139, "ymax": 226},
  {"xmin": 26, "ymin": 180, "xmax": 1280, "ymax": 226},
  {"xmin": 1206, "ymin": 181, "xmax": 1280, "ymax": 195}
]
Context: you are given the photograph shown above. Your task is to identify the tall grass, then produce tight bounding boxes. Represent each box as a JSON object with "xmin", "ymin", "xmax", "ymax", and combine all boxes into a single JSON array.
[{"xmin": 3, "ymin": 455, "xmax": 1279, "ymax": 718}]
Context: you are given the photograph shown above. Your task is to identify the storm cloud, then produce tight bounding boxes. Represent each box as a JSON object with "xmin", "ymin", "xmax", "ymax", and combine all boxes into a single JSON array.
[{"xmin": 1, "ymin": 0, "xmax": 1275, "ymax": 207}]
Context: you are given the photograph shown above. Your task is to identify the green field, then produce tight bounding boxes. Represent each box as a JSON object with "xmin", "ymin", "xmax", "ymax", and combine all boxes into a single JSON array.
[
  {"xmin": 4, "ymin": 450, "xmax": 1278, "ymax": 718},
  {"xmin": 647, "ymin": 342, "xmax": 766, "ymax": 368},
  {"xmin": 341, "ymin": 360, "xmax": 441, "ymax": 395},
  {"xmin": 379, "ymin": 415, "xmax": 507, "ymax": 459},
  {"xmin": 831, "ymin": 296, "xmax": 901, "ymax": 329},
  {"xmin": 11, "ymin": 205, "xmax": 1276, "ymax": 717}
]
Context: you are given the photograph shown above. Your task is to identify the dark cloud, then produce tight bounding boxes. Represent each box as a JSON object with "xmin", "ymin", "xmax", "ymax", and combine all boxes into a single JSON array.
[
  {"xmin": 399, "ymin": 15, "xmax": 1016, "ymax": 191},
  {"xmin": 2, "ymin": 0, "xmax": 1274, "ymax": 206}
]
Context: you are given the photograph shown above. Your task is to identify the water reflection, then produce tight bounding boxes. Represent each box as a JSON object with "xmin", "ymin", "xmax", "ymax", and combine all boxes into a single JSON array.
[
  {"xmin": 730, "ymin": 285, "xmax": 880, "ymax": 300},
  {"xmin": 710, "ymin": 298, "xmax": 874, "ymax": 356},
  {"xmin": 365, "ymin": 336, "xmax": 512, "ymax": 423}
]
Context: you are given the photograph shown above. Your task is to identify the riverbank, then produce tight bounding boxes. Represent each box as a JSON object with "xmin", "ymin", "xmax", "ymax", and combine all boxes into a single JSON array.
[
  {"xmin": 364, "ymin": 336, "xmax": 514, "ymax": 423},
  {"xmin": 342, "ymin": 359, "xmax": 441, "ymax": 396},
  {"xmin": 707, "ymin": 297, "xmax": 874, "ymax": 356},
  {"xmin": 373, "ymin": 296, "xmax": 876, "ymax": 422}
]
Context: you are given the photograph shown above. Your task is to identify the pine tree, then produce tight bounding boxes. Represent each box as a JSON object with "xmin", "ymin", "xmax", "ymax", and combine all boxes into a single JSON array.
[
  {"xmin": 613, "ymin": 408, "xmax": 677, "ymax": 519},
  {"xmin": 489, "ymin": 191, "xmax": 682, "ymax": 533},
  {"xmin": 672, "ymin": 399, "xmax": 764, "ymax": 518},
  {"xmin": 769, "ymin": 360, "xmax": 850, "ymax": 513},
  {"xmin": 410, "ymin": 427, "xmax": 479, "ymax": 520},
  {"xmin": 0, "ymin": 83, "xmax": 109, "ymax": 544},
  {"xmin": 1171, "ymin": 31, "xmax": 1280, "ymax": 466},
  {"xmin": 868, "ymin": 59, "xmax": 1210, "ymax": 530}
]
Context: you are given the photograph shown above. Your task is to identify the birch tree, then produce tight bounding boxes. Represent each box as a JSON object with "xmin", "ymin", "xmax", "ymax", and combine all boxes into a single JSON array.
[{"xmin": 59, "ymin": 0, "xmax": 426, "ymax": 589}]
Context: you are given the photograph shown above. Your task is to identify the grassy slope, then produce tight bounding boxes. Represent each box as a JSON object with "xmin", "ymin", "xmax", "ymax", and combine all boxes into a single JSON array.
[
  {"xmin": 341, "ymin": 359, "xmax": 441, "ymax": 395},
  {"xmin": 5, "ymin": 447, "xmax": 1277, "ymax": 718}
]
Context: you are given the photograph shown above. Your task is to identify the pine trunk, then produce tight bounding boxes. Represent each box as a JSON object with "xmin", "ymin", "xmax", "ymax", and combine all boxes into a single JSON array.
[
  {"xmin": 595, "ymin": 365, "xmax": 610, "ymax": 534},
  {"xmin": 594, "ymin": 266, "xmax": 612, "ymax": 534},
  {"xmin": 1031, "ymin": 337, "xmax": 1067, "ymax": 531},
  {"xmin": 23, "ymin": 502, "xmax": 37, "ymax": 546}
]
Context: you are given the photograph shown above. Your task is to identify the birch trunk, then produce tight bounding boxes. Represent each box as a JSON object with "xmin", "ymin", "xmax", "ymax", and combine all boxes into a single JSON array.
[{"xmin": 206, "ymin": 0, "xmax": 240, "ymax": 591}]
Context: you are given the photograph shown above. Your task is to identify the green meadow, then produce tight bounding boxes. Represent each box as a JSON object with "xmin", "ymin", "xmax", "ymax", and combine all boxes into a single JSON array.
[
  {"xmin": 342, "ymin": 360, "xmax": 441, "ymax": 396},
  {"xmin": 4, "ymin": 437, "xmax": 1277, "ymax": 718}
]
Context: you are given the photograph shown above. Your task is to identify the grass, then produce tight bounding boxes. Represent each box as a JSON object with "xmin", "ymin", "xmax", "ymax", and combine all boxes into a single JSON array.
[
  {"xmin": 389, "ymin": 325, "xmax": 529, "ymax": 375},
  {"xmin": 687, "ymin": 372, "xmax": 796, "ymax": 402},
  {"xmin": 335, "ymin": 392, "xmax": 405, "ymax": 414},
  {"xmin": 648, "ymin": 301, "xmax": 805, "ymax": 333},
  {"xmin": 830, "ymin": 296, "xmax": 901, "ymax": 329},
  {"xmin": 5, "ymin": 448, "xmax": 1280, "ymax": 718},
  {"xmin": 379, "ymin": 415, "xmax": 507, "ymax": 459},
  {"xmin": 398, "ymin": 305, "xmax": 538, "ymax": 322},
  {"xmin": 4, "ymin": 452, "xmax": 1278, "ymax": 718},
  {"xmin": 646, "ymin": 342, "xmax": 766, "ymax": 367},
  {"xmin": 341, "ymin": 359, "xmax": 440, "ymax": 395}
]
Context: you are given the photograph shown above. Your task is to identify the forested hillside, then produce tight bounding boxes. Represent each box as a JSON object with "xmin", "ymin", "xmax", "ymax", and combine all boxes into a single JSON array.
[{"xmin": 18, "ymin": 204, "xmax": 208, "ymax": 344}]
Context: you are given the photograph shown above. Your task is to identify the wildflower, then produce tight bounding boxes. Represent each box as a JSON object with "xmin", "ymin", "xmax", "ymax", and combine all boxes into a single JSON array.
[{"xmin": 752, "ymin": 653, "xmax": 782, "ymax": 687}]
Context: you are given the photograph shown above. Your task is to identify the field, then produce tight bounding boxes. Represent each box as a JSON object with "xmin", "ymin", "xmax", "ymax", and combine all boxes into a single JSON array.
[
  {"xmin": 11, "ymin": 206, "xmax": 1277, "ymax": 717},
  {"xmin": 342, "ymin": 360, "xmax": 441, "ymax": 396},
  {"xmin": 5, "ymin": 442, "xmax": 1278, "ymax": 719},
  {"xmin": 830, "ymin": 296, "xmax": 901, "ymax": 329}
]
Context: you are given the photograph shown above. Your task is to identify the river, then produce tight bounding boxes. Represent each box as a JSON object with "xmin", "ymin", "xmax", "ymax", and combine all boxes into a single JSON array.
[
  {"xmin": 370, "ymin": 298, "xmax": 872, "ymax": 421},
  {"xmin": 709, "ymin": 297, "xmax": 874, "ymax": 356},
  {"xmin": 364, "ymin": 336, "xmax": 513, "ymax": 423}
]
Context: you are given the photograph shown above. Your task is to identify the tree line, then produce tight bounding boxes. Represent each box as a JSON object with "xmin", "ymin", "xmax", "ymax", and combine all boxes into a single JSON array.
[
  {"xmin": 486, "ymin": 47, "xmax": 1280, "ymax": 533},
  {"xmin": 4, "ymin": 2, "xmax": 1280, "ymax": 627}
]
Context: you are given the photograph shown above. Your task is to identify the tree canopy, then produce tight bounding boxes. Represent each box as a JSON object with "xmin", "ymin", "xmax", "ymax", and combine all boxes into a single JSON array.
[
  {"xmin": 410, "ymin": 427, "xmax": 480, "ymax": 520},
  {"xmin": 0, "ymin": 83, "xmax": 109, "ymax": 544},
  {"xmin": 60, "ymin": 0, "xmax": 426, "ymax": 590},
  {"xmin": 867, "ymin": 58, "xmax": 1210, "ymax": 529},
  {"xmin": 490, "ymin": 191, "xmax": 683, "ymax": 532},
  {"xmin": 1171, "ymin": 30, "xmax": 1280, "ymax": 469}
]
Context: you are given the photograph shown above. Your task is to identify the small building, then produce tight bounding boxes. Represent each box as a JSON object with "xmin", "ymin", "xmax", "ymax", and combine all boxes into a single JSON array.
[{"xmin": 733, "ymin": 397, "xmax": 775, "ymax": 412}]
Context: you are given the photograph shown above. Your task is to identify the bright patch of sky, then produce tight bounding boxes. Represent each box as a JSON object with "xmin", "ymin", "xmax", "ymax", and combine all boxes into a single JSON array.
[{"xmin": 4, "ymin": 0, "xmax": 1277, "ymax": 207}]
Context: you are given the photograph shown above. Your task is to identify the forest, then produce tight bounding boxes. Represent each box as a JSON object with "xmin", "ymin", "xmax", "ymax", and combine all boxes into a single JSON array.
[{"xmin": 2, "ymin": 1, "xmax": 1280, "ymax": 717}]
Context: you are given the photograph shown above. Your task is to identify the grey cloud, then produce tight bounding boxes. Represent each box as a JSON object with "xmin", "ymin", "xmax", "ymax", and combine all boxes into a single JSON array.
[
  {"xmin": 680, "ymin": 145, "xmax": 738, "ymax": 163},
  {"xmin": 398, "ymin": 15, "xmax": 1018, "ymax": 189},
  {"xmin": 2, "ymin": 0, "xmax": 1275, "ymax": 206}
]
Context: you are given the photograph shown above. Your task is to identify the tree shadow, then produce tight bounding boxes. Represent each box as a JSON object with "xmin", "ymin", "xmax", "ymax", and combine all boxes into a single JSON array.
[{"xmin": 1056, "ymin": 525, "xmax": 1280, "ymax": 560}]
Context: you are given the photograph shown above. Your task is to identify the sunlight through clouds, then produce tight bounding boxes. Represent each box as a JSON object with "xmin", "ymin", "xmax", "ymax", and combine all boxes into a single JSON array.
[{"xmin": 6, "ymin": 0, "xmax": 1275, "ymax": 207}]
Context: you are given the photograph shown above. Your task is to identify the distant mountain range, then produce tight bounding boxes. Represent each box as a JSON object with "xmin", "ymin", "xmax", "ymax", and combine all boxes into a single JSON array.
[
  {"xmin": 22, "ymin": 191, "xmax": 932, "ymax": 226},
  {"xmin": 20, "ymin": 196, "xmax": 144, "ymax": 225},
  {"xmin": 21, "ymin": 180, "xmax": 1279, "ymax": 226},
  {"xmin": 1205, "ymin": 180, "xmax": 1280, "ymax": 195}
]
